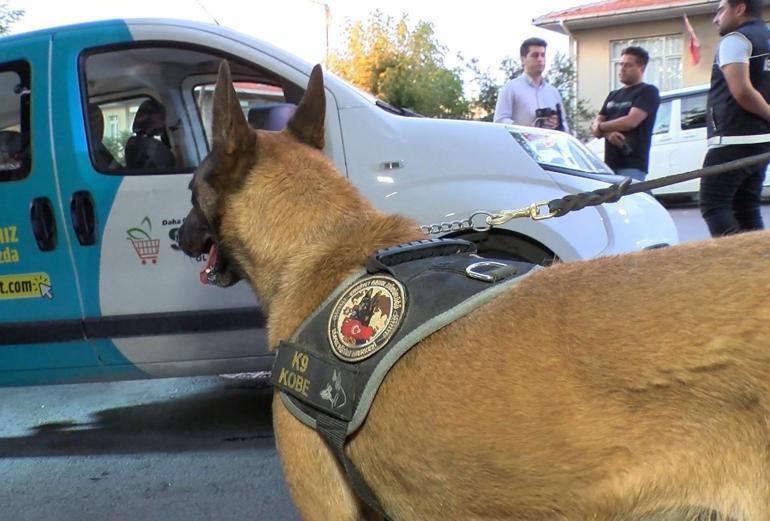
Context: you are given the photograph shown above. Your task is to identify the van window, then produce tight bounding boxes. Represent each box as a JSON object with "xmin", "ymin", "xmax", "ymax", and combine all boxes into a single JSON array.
[
  {"xmin": 83, "ymin": 47, "xmax": 209, "ymax": 174},
  {"xmin": 680, "ymin": 94, "xmax": 707, "ymax": 130},
  {"xmin": 82, "ymin": 45, "xmax": 299, "ymax": 174},
  {"xmin": 652, "ymin": 100, "xmax": 672, "ymax": 135},
  {"xmin": 0, "ymin": 61, "xmax": 31, "ymax": 182},
  {"xmin": 193, "ymin": 80, "xmax": 293, "ymax": 149}
]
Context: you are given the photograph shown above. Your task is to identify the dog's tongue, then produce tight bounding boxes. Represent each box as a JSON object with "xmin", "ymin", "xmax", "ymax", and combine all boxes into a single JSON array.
[{"xmin": 200, "ymin": 243, "xmax": 217, "ymax": 285}]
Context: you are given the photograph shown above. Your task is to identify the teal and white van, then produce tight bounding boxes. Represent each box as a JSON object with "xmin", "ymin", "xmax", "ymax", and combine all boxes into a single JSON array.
[{"xmin": 0, "ymin": 19, "xmax": 678, "ymax": 386}]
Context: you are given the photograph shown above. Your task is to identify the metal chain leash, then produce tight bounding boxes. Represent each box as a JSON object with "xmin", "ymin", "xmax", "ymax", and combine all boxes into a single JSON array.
[
  {"xmin": 418, "ymin": 211, "xmax": 494, "ymax": 234},
  {"xmin": 419, "ymin": 152, "xmax": 770, "ymax": 233},
  {"xmin": 418, "ymin": 204, "xmax": 553, "ymax": 234}
]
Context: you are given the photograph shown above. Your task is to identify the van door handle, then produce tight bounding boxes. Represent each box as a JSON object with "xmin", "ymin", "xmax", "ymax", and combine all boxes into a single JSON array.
[
  {"xmin": 70, "ymin": 190, "xmax": 97, "ymax": 246},
  {"xmin": 30, "ymin": 197, "xmax": 57, "ymax": 252}
]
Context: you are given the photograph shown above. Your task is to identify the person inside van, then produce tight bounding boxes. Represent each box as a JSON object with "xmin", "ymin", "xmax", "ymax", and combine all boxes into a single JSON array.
[
  {"xmin": 124, "ymin": 98, "xmax": 176, "ymax": 170},
  {"xmin": 87, "ymin": 103, "xmax": 120, "ymax": 170},
  {"xmin": 700, "ymin": 0, "xmax": 770, "ymax": 237},
  {"xmin": 590, "ymin": 46, "xmax": 660, "ymax": 181}
]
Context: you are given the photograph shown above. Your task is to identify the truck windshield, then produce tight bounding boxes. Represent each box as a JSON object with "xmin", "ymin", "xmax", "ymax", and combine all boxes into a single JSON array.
[{"xmin": 508, "ymin": 127, "xmax": 613, "ymax": 176}]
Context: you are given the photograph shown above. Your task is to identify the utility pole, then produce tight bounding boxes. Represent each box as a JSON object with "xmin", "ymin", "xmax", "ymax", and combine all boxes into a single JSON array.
[{"xmin": 305, "ymin": 0, "xmax": 331, "ymax": 62}]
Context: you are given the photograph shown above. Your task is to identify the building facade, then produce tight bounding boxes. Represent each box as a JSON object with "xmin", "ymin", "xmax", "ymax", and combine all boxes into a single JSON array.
[{"xmin": 534, "ymin": 0, "xmax": 770, "ymax": 111}]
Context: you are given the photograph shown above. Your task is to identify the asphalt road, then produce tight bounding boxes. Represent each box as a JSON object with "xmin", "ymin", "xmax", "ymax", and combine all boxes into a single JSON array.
[
  {"xmin": 1, "ymin": 203, "xmax": 767, "ymax": 521},
  {"xmin": 0, "ymin": 375, "xmax": 300, "ymax": 521},
  {"xmin": 666, "ymin": 201, "xmax": 770, "ymax": 243}
]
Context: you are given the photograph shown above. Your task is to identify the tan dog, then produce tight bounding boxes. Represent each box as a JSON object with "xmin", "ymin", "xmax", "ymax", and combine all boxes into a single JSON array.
[{"xmin": 177, "ymin": 61, "xmax": 770, "ymax": 521}]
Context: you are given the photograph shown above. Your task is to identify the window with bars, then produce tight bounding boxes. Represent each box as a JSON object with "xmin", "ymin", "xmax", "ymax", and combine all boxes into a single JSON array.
[
  {"xmin": 107, "ymin": 114, "xmax": 119, "ymax": 139},
  {"xmin": 610, "ymin": 35, "xmax": 683, "ymax": 92}
]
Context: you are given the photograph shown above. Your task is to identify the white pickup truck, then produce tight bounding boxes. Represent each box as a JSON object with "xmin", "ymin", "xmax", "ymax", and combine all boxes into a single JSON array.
[{"xmin": 0, "ymin": 18, "xmax": 678, "ymax": 386}]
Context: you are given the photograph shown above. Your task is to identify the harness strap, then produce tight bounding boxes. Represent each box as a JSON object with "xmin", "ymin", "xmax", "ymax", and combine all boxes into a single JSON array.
[
  {"xmin": 707, "ymin": 134, "xmax": 770, "ymax": 146},
  {"xmin": 316, "ymin": 414, "xmax": 391, "ymax": 520},
  {"xmin": 273, "ymin": 239, "xmax": 539, "ymax": 519}
]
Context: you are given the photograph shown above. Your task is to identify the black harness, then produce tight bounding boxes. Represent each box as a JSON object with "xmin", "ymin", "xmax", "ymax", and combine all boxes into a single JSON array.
[{"xmin": 271, "ymin": 239, "xmax": 539, "ymax": 518}]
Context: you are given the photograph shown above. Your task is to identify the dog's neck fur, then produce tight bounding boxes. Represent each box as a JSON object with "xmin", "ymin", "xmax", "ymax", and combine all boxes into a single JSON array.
[
  {"xmin": 267, "ymin": 213, "xmax": 423, "ymax": 346},
  {"xmin": 225, "ymin": 137, "xmax": 424, "ymax": 346}
]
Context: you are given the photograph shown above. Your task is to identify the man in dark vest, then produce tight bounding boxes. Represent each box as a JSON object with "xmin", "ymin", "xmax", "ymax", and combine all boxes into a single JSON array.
[{"xmin": 702, "ymin": 0, "xmax": 770, "ymax": 236}]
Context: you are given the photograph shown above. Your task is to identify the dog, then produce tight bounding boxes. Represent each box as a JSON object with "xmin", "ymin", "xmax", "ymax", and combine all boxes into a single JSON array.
[{"xmin": 178, "ymin": 61, "xmax": 770, "ymax": 521}]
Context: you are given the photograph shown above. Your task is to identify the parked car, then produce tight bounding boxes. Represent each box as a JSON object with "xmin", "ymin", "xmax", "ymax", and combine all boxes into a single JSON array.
[
  {"xmin": 587, "ymin": 84, "xmax": 770, "ymax": 201},
  {"xmin": 0, "ymin": 19, "xmax": 678, "ymax": 387}
]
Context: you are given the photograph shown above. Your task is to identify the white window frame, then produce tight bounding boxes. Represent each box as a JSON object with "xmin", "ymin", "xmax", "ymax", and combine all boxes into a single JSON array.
[
  {"xmin": 107, "ymin": 114, "xmax": 119, "ymax": 139},
  {"xmin": 609, "ymin": 35, "xmax": 683, "ymax": 92}
]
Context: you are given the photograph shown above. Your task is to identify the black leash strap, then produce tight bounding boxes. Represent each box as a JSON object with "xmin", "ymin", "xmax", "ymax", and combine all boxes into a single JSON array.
[
  {"xmin": 547, "ymin": 151, "xmax": 770, "ymax": 218},
  {"xmin": 316, "ymin": 414, "xmax": 391, "ymax": 520}
]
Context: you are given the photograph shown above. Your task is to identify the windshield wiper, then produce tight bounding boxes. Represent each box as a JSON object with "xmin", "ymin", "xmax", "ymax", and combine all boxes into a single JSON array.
[{"xmin": 375, "ymin": 99, "xmax": 422, "ymax": 117}]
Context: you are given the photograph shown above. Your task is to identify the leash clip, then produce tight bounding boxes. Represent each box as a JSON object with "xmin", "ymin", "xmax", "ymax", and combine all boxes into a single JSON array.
[{"xmin": 487, "ymin": 201, "xmax": 555, "ymax": 227}]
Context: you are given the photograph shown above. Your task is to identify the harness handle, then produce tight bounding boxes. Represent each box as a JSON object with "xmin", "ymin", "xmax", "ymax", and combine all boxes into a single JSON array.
[{"xmin": 366, "ymin": 238, "xmax": 476, "ymax": 273}]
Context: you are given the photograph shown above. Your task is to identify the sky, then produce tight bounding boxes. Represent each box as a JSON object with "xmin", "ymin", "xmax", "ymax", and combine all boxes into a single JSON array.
[{"xmin": 9, "ymin": 0, "xmax": 590, "ymax": 85}]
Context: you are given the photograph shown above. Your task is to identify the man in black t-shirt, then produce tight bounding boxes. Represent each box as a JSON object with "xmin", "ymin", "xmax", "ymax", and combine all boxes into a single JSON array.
[{"xmin": 591, "ymin": 46, "xmax": 660, "ymax": 180}]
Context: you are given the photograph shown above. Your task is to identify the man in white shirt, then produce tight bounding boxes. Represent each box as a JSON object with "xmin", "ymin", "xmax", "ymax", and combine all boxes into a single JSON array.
[{"xmin": 493, "ymin": 37, "xmax": 568, "ymax": 133}]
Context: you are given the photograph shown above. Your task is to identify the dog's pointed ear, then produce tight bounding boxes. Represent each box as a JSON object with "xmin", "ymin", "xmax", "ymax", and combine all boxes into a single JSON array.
[
  {"xmin": 286, "ymin": 64, "xmax": 325, "ymax": 150},
  {"xmin": 212, "ymin": 60, "xmax": 253, "ymax": 159}
]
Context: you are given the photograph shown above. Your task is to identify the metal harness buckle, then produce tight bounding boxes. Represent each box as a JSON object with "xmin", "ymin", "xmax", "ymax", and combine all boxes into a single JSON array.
[{"xmin": 465, "ymin": 261, "xmax": 510, "ymax": 282}]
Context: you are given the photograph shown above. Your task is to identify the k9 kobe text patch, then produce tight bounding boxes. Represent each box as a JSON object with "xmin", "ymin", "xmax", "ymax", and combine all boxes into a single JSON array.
[{"xmin": 271, "ymin": 341, "xmax": 357, "ymax": 421}]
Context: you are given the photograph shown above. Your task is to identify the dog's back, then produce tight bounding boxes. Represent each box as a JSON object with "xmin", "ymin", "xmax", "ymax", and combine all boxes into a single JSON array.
[{"xmin": 349, "ymin": 231, "xmax": 770, "ymax": 520}]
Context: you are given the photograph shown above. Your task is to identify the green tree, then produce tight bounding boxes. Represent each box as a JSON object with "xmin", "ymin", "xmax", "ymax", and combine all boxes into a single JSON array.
[
  {"xmin": 327, "ymin": 11, "xmax": 468, "ymax": 119},
  {"xmin": 546, "ymin": 52, "xmax": 594, "ymax": 141},
  {"xmin": 0, "ymin": 1, "xmax": 23, "ymax": 36},
  {"xmin": 465, "ymin": 57, "xmax": 520, "ymax": 122},
  {"xmin": 103, "ymin": 129, "xmax": 132, "ymax": 166},
  {"xmin": 466, "ymin": 52, "xmax": 594, "ymax": 141}
]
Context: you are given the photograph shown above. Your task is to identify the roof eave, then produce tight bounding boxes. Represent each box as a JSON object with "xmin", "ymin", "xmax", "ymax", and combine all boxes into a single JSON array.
[{"xmin": 534, "ymin": 1, "xmax": 717, "ymax": 33}]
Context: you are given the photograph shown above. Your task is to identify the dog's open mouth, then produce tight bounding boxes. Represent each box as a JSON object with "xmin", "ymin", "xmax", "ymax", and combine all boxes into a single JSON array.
[{"xmin": 198, "ymin": 240, "xmax": 241, "ymax": 288}]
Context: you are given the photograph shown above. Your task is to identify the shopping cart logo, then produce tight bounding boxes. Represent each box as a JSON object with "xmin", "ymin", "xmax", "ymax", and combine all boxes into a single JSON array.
[{"xmin": 127, "ymin": 217, "xmax": 160, "ymax": 265}]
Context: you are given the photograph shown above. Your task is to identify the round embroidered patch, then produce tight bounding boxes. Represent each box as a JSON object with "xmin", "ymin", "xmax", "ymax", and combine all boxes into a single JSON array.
[{"xmin": 328, "ymin": 275, "xmax": 407, "ymax": 362}]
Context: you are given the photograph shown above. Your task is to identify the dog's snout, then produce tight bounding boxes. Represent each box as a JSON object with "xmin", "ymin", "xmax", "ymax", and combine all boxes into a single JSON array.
[{"xmin": 177, "ymin": 210, "xmax": 210, "ymax": 257}]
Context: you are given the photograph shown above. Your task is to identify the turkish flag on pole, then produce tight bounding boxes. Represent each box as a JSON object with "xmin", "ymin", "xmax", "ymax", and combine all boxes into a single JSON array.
[{"xmin": 684, "ymin": 14, "xmax": 701, "ymax": 65}]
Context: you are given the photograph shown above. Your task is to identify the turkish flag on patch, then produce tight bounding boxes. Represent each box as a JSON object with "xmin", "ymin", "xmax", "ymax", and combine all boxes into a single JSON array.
[
  {"xmin": 684, "ymin": 14, "xmax": 701, "ymax": 66},
  {"xmin": 341, "ymin": 318, "xmax": 375, "ymax": 341}
]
